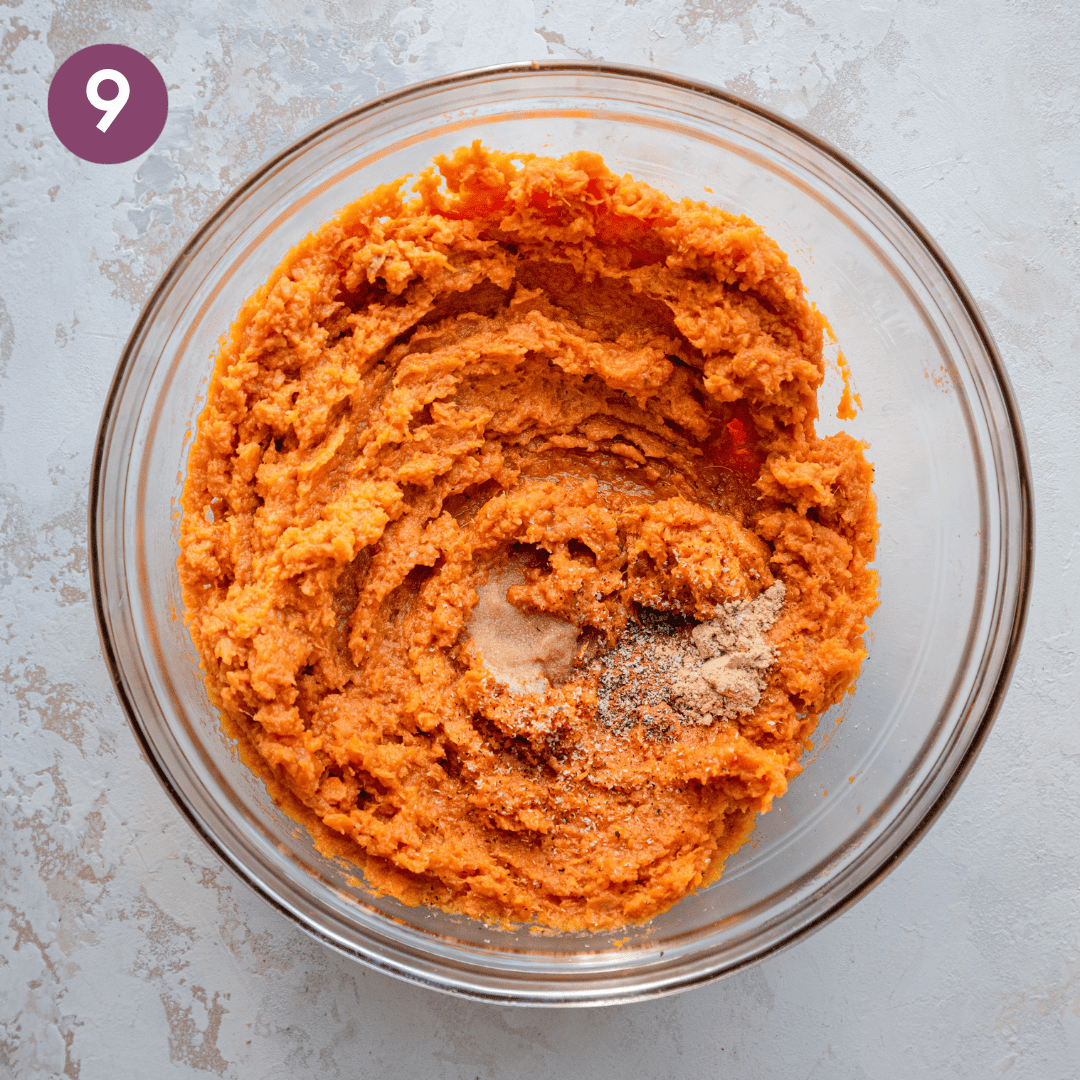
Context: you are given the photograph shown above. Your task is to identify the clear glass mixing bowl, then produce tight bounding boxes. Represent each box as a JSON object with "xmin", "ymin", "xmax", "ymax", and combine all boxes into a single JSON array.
[{"xmin": 90, "ymin": 62, "xmax": 1032, "ymax": 1005}]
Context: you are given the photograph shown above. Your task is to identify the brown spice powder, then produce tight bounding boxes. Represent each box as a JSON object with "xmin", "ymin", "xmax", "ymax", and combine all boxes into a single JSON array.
[{"xmin": 594, "ymin": 582, "xmax": 786, "ymax": 735}]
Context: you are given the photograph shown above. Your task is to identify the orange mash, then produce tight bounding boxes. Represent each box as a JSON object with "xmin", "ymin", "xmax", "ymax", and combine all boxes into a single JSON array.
[{"xmin": 178, "ymin": 144, "xmax": 878, "ymax": 930}]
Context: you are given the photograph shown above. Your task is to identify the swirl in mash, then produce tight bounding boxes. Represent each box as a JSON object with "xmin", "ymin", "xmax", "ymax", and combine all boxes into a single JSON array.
[{"xmin": 179, "ymin": 144, "xmax": 878, "ymax": 930}]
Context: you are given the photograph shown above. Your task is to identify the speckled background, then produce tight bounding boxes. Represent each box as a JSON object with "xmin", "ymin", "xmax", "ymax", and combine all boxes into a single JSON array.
[{"xmin": 2, "ymin": 1, "xmax": 1078, "ymax": 1077}]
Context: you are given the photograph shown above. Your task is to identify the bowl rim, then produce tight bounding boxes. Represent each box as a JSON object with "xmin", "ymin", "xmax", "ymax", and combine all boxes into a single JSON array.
[{"xmin": 89, "ymin": 58, "xmax": 1034, "ymax": 1004}]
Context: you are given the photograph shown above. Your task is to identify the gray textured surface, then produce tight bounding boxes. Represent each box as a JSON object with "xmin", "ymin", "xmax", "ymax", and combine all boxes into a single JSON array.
[{"xmin": 2, "ymin": 1, "xmax": 1078, "ymax": 1077}]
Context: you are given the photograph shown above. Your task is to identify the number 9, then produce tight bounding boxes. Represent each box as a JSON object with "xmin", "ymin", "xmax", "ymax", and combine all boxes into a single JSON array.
[{"xmin": 86, "ymin": 68, "xmax": 130, "ymax": 133}]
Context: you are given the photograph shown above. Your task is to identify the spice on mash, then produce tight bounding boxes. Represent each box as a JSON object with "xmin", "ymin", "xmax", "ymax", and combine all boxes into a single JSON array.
[{"xmin": 178, "ymin": 143, "xmax": 879, "ymax": 931}]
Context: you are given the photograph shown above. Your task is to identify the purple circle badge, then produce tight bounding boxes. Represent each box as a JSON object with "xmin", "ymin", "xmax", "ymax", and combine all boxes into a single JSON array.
[{"xmin": 48, "ymin": 44, "xmax": 168, "ymax": 165}]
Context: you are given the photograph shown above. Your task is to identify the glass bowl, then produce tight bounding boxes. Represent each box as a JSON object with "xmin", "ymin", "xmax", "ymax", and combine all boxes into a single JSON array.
[{"xmin": 90, "ymin": 62, "xmax": 1032, "ymax": 1005}]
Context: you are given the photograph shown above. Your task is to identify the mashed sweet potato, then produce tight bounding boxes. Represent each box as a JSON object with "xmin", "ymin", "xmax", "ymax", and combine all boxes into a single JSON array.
[{"xmin": 178, "ymin": 143, "xmax": 878, "ymax": 931}]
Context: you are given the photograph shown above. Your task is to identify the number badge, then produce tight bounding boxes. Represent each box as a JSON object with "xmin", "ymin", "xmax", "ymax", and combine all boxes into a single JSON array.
[{"xmin": 49, "ymin": 45, "xmax": 168, "ymax": 165}]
